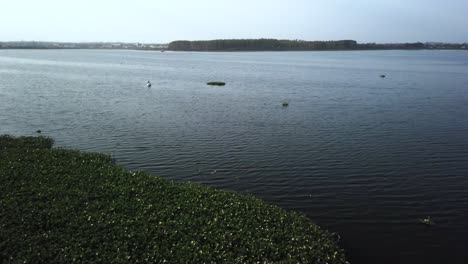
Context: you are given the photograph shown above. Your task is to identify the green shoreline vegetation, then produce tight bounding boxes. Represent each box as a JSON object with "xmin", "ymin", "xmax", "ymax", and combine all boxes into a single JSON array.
[{"xmin": 0, "ymin": 135, "xmax": 348, "ymax": 263}]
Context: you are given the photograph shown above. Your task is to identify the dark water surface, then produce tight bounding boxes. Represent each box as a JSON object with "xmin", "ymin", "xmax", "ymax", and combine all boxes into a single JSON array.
[{"xmin": 1, "ymin": 49, "xmax": 467, "ymax": 263}]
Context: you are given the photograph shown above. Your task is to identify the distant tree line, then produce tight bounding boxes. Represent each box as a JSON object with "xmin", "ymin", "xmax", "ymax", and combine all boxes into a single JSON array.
[
  {"xmin": 168, "ymin": 39, "xmax": 468, "ymax": 51},
  {"xmin": 357, "ymin": 42, "xmax": 426, "ymax": 49},
  {"xmin": 168, "ymin": 39, "xmax": 358, "ymax": 51}
]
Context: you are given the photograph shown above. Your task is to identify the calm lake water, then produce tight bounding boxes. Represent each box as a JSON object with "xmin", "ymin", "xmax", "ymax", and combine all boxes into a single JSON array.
[{"xmin": 1, "ymin": 49, "xmax": 468, "ymax": 263}]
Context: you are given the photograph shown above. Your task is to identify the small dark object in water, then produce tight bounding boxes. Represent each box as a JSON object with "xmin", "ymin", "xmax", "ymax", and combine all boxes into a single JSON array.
[
  {"xmin": 207, "ymin": 82, "xmax": 226, "ymax": 86},
  {"xmin": 36, "ymin": 130, "xmax": 42, "ymax": 134},
  {"xmin": 282, "ymin": 102, "xmax": 289, "ymax": 107},
  {"xmin": 380, "ymin": 75, "xmax": 386, "ymax": 78},
  {"xmin": 419, "ymin": 216, "xmax": 435, "ymax": 226}
]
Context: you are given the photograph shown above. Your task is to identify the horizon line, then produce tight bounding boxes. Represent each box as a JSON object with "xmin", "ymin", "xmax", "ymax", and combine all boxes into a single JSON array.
[{"xmin": 1, "ymin": 39, "xmax": 468, "ymax": 45}]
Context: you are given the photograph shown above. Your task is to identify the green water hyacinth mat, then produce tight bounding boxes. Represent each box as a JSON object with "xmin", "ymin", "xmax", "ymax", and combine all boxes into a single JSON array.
[{"xmin": 0, "ymin": 135, "xmax": 348, "ymax": 263}]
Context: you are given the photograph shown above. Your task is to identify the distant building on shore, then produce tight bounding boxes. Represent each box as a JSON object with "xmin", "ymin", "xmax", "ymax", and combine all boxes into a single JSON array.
[{"xmin": 0, "ymin": 41, "xmax": 169, "ymax": 50}]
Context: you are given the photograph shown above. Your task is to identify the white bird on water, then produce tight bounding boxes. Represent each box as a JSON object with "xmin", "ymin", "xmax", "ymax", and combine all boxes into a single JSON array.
[{"xmin": 146, "ymin": 81, "xmax": 152, "ymax": 88}]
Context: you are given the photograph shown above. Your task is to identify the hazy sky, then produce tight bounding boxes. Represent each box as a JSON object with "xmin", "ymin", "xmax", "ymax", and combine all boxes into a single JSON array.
[{"xmin": 1, "ymin": 0, "xmax": 467, "ymax": 43}]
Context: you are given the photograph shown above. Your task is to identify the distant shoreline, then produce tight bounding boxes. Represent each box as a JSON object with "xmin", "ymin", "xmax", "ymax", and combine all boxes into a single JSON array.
[
  {"xmin": 1, "ymin": 48, "xmax": 467, "ymax": 52},
  {"xmin": 167, "ymin": 39, "xmax": 468, "ymax": 52},
  {"xmin": 0, "ymin": 41, "xmax": 168, "ymax": 51},
  {"xmin": 1, "ymin": 39, "xmax": 466, "ymax": 51}
]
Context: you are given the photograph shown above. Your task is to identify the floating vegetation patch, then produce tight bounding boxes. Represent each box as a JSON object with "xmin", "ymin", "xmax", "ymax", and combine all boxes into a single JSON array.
[
  {"xmin": 0, "ymin": 135, "xmax": 348, "ymax": 263},
  {"xmin": 207, "ymin": 82, "xmax": 226, "ymax": 86}
]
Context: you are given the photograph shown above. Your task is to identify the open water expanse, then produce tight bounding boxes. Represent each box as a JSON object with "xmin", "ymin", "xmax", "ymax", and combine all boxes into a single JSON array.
[{"xmin": 1, "ymin": 49, "xmax": 467, "ymax": 263}]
